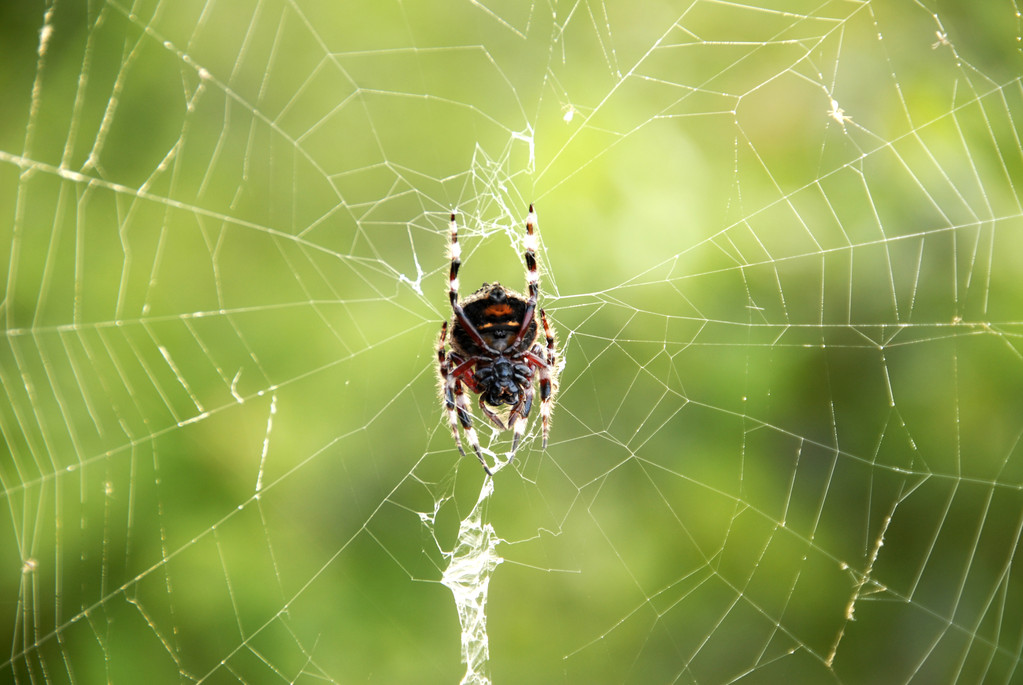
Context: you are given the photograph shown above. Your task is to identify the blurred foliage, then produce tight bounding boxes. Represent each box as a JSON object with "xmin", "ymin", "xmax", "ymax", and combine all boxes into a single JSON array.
[{"xmin": 2, "ymin": 1, "xmax": 1023, "ymax": 683}]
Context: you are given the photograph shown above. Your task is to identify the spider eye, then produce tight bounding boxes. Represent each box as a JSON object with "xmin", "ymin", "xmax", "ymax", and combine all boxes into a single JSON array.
[{"xmin": 489, "ymin": 286, "xmax": 506, "ymax": 302}]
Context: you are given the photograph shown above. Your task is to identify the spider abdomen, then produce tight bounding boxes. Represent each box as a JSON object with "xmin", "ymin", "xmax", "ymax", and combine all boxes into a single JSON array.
[{"xmin": 450, "ymin": 282, "xmax": 537, "ymax": 355}]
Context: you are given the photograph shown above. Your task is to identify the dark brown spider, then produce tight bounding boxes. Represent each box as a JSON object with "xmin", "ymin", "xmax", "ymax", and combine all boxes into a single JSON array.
[{"xmin": 437, "ymin": 205, "xmax": 557, "ymax": 474}]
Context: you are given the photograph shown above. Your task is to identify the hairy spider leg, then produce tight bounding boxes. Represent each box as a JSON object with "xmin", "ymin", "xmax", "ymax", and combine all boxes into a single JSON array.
[
  {"xmin": 510, "ymin": 203, "xmax": 540, "ymax": 348},
  {"xmin": 505, "ymin": 205, "xmax": 547, "ymax": 457},
  {"xmin": 508, "ymin": 382, "xmax": 535, "ymax": 454},
  {"xmin": 508, "ymin": 309, "xmax": 557, "ymax": 454},
  {"xmin": 447, "ymin": 212, "xmax": 497, "ymax": 354},
  {"xmin": 478, "ymin": 395, "xmax": 508, "ymax": 430},
  {"xmin": 537, "ymin": 308, "xmax": 557, "ymax": 449},
  {"xmin": 438, "ymin": 322, "xmax": 491, "ymax": 475},
  {"xmin": 442, "ymin": 212, "xmax": 500, "ymax": 473}
]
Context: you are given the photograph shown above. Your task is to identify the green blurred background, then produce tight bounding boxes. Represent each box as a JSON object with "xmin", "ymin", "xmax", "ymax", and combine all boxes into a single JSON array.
[{"xmin": 2, "ymin": 1, "xmax": 1023, "ymax": 683}]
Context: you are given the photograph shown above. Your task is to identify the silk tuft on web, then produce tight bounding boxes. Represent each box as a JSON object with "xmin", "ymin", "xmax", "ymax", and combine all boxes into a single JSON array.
[{"xmin": 2, "ymin": 1, "xmax": 1023, "ymax": 683}]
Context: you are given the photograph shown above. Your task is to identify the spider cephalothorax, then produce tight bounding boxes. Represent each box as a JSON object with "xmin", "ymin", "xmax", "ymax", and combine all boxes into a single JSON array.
[{"xmin": 437, "ymin": 206, "xmax": 557, "ymax": 474}]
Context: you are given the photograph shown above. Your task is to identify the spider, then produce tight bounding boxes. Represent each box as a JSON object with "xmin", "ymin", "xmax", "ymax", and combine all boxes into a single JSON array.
[{"xmin": 437, "ymin": 204, "xmax": 558, "ymax": 474}]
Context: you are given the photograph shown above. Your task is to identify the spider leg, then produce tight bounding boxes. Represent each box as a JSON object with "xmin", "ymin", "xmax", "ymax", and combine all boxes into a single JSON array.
[
  {"xmin": 454, "ymin": 380, "xmax": 490, "ymax": 475},
  {"xmin": 438, "ymin": 323, "xmax": 465, "ymax": 453},
  {"xmin": 447, "ymin": 213, "xmax": 462, "ymax": 308},
  {"xmin": 537, "ymin": 308, "xmax": 557, "ymax": 449},
  {"xmin": 438, "ymin": 322, "xmax": 491, "ymax": 475},
  {"xmin": 448, "ymin": 212, "xmax": 498, "ymax": 354},
  {"xmin": 510, "ymin": 204, "xmax": 540, "ymax": 347},
  {"xmin": 508, "ymin": 384, "xmax": 534, "ymax": 456},
  {"xmin": 478, "ymin": 396, "xmax": 507, "ymax": 430}
]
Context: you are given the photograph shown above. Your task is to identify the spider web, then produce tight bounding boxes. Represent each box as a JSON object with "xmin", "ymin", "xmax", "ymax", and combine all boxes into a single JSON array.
[{"xmin": 2, "ymin": 0, "xmax": 1023, "ymax": 683}]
